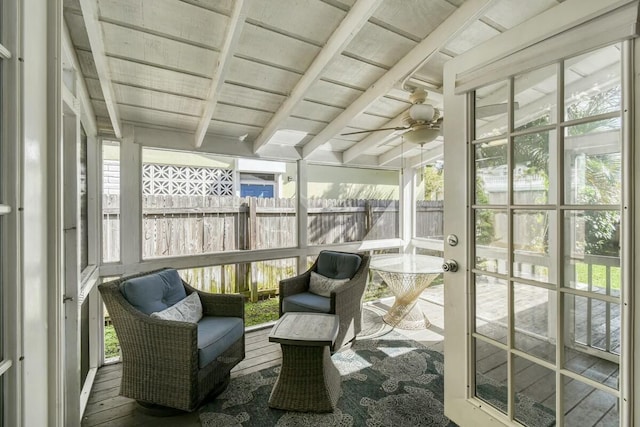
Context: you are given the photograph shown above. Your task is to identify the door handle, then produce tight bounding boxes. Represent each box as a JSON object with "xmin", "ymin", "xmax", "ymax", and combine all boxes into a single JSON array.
[{"xmin": 442, "ymin": 259, "xmax": 459, "ymax": 272}]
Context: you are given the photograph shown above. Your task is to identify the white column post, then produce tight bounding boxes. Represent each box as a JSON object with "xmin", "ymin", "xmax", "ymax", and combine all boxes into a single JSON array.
[
  {"xmin": 400, "ymin": 164, "xmax": 414, "ymax": 253},
  {"xmin": 120, "ymin": 125, "xmax": 142, "ymax": 268},
  {"xmin": 296, "ymin": 160, "xmax": 308, "ymax": 273}
]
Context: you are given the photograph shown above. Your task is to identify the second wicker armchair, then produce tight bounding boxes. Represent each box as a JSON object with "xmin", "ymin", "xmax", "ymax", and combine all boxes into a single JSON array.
[{"xmin": 279, "ymin": 250, "xmax": 370, "ymax": 349}]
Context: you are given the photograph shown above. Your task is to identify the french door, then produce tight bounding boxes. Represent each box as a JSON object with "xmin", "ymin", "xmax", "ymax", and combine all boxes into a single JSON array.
[{"xmin": 443, "ymin": 39, "xmax": 632, "ymax": 426}]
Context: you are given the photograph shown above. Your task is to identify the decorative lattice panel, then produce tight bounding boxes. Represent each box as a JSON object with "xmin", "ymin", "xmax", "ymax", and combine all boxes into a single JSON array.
[{"xmin": 142, "ymin": 164, "xmax": 234, "ymax": 196}]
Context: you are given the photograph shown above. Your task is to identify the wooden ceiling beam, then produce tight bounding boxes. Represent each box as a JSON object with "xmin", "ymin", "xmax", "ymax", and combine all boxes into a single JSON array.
[
  {"xmin": 79, "ymin": 0, "xmax": 122, "ymax": 137},
  {"xmin": 252, "ymin": 0, "xmax": 384, "ymax": 153},
  {"xmin": 342, "ymin": 111, "xmax": 407, "ymax": 163},
  {"xmin": 194, "ymin": 0, "xmax": 248, "ymax": 148},
  {"xmin": 62, "ymin": 22, "xmax": 98, "ymax": 136},
  {"xmin": 301, "ymin": 0, "xmax": 497, "ymax": 159}
]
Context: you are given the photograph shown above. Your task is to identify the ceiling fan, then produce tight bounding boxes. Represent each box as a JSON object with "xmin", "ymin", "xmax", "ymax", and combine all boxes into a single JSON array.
[
  {"xmin": 340, "ymin": 87, "xmax": 515, "ymax": 146},
  {"xmin": 341, "ymin": 88, "xmax": 442, "ymax": 145}
]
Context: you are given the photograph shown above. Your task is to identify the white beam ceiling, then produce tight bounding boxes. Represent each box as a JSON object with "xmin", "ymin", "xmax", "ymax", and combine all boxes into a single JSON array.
[
  {"xmin": 343, "ymin": 111, "xmax": 407, "ymax": 163},
  {"xmin": 62, "ymin": 0, "xmax": 574, "ymax": 166},
  {"xmin": 78, "ymin": 0, "xmax": 122, "ymax": 138},
  {"xmin": 194, "ymin": 0, "xmax": 248, "ymax": 148},
  {"xmin": 378, "ymin": 138, "xmax": 443, "ymax": 166},
  {"xmin": 62, "ymin": 22, "xmax": 97, "ymax": 136},
  {"xmin": 301, "ymin": 0, "xmax": 498, "ymax": 159},
  {"xmin": 252, "ymin": 0, "xmax": 384, "ymax": 154},
  {"xmin": 406, "ymin": 144, "xmax": 444, "ymax": 169}
]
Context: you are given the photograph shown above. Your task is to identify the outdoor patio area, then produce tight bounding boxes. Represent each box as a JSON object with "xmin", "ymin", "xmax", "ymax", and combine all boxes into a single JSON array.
[{"xmin": 81, "ymin": 283, "xmax": 619, "ymax": 427}]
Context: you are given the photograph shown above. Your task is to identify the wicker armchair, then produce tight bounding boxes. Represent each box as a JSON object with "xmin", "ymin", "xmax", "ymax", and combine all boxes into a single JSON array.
[
  {"xmin": 279, "ymin": 251, "xmax": 370, "ymax": 349},
  {"xmin": 99, "ymin": 268, "xmax": 245, "ymax": 412}
]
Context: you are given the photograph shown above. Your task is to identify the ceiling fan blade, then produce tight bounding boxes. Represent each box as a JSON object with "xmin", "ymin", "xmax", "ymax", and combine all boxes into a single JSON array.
[{"xmin": 340, "ymin": 126, "xmax": 409, "ymax": 136}]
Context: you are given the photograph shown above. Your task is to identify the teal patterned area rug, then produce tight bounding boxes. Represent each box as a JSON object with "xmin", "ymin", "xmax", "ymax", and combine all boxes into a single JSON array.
[
  {"xmin": 199, "ymin": 308, "xmax": 554, "ymax": 427},
  {"xmin": 199, "ymin": 332, "xmax": 455, "ymax": 427}
]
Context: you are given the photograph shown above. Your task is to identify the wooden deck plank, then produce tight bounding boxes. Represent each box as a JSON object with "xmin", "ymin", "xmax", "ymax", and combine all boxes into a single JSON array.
[
  {"xmin": 83, "ymin": 287, "xmax": 621, "ymax": 426},
  {"xmin": 82, "ymin": 395, "xmax": 132, "ymax": 417},
  {"xmin": 90, "ymin": 377, "xmax": 121, "ymax": 393}
]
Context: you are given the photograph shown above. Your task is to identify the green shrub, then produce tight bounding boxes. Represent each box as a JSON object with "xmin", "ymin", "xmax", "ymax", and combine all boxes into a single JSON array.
[{"xmin": 104, "ymin": 324, "xmax": 120, "ymax": 359}]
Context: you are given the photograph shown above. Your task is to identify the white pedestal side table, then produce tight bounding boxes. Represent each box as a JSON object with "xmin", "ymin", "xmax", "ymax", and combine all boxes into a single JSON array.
[{"xmin": 370, "ymin": 254, "xmax": 443, "ymax": 329}]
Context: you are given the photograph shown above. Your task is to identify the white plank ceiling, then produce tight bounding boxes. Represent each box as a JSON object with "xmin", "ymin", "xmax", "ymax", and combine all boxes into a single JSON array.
[{"xmin": 64, "ymin": 0, "xmax": 565, "ymax": 166}]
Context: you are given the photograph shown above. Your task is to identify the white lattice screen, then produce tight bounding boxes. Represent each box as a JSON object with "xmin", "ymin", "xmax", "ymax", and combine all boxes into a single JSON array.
[{"xmin": 142, "ymin": 164, "xmax": 234, "ymax": 196}]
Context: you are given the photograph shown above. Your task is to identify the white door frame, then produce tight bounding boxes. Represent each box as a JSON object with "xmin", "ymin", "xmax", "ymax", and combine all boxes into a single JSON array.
[{"xmin": 443, "ymin": 0, "xmax": 638, "ymax": 425}]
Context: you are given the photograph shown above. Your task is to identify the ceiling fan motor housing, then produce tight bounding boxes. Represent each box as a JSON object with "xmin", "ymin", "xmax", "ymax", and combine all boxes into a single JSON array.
[{"xmin": 409, "ymin": 103, "xmax": 436, "ymax": 123}]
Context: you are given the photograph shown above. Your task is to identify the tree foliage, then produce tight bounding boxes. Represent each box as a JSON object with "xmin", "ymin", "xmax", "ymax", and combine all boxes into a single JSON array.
[{"xmin": 473, "ymin": 84, "xmax": 622, "ymax": 256}]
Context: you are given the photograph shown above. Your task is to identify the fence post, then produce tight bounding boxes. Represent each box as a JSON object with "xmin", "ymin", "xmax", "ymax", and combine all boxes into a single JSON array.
[{"xmin": 248, "ymin": 198, "xmax": 258, "ymax": 302}]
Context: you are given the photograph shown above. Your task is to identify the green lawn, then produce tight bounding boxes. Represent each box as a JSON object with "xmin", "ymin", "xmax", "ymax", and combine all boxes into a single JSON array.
[
  {"xmin": 574, "ymin": 262, "xmax": 620, "ymax": 290},
  {"xmin": 104, "ymin": 324, "xmax": 120, "ymax": 359},
  {"xmin": 244, "ymin": 297, "xmax": 280, "ymax": 327}
]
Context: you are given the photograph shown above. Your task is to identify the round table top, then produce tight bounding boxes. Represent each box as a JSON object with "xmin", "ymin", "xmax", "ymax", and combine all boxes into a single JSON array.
[{"xmin": 370, "ymin": 254, "xmax": 444, "ymax": 274}]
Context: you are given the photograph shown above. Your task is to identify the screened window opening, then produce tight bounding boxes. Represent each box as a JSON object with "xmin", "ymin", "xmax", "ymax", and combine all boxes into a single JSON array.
[
  {"xmin": 102, "ymin": 141, "xmax": 120, "ymax": 263},
  {"xmin": 307, "ymin": 164, "xmax": 399, "ymax": 244},
  {"xmin": 140, "ymin": 148, "xmax": 296, "ymax": 259}
]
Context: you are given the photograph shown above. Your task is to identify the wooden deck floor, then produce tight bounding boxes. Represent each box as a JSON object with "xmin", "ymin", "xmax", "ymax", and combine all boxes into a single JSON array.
[{"xmin": 82, "ymin": 285, "xmax": 619, "ymax": 426}]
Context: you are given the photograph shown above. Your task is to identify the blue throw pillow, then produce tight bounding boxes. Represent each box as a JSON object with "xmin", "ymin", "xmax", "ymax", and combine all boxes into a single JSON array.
[{"xmin": 120, "ymin": 269, "xmax": 186, "ymax": 315}]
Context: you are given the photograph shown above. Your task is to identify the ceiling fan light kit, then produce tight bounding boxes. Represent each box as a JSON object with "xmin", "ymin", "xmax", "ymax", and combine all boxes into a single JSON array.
[{"xmin": 403, "ymin": 125, "xmax": 440, "ymax": 145}]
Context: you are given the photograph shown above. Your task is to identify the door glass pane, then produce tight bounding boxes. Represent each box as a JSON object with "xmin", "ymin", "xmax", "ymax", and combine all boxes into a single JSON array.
[
  {"xmin": 475, "ymin": 209, "xmax": 507, "ymax": 274},
  {"xmin": 514, "ymin": 282, "xmax": 556, "ymax": 363},
  {"xmin": 469, "ymin": 41, "xmax": 625, "ymax": 427},
  {"xmin": 475, "ymin": 339, "xmax": 508, "ymax": 414},
  {"xmin": 563, "ymin": 210, "xmax": 621, "ymax": 293},
  {"xmin": 513, "ymin": 210, "xmax": 554, "ymax": 283},
  {"xmin": 562, "ymin": 376, "xmax": 618, "ymax": 427},
  {"xmin": 513, "ymin": 356, "xmax": 556, "ymax": 426},
  {"xmin": 564, "ymin": 44, "xmax": 621, "ymax": 121},
  {"xmin": 514, "ymin": 63, "xmax": 557, "ymax": 131},
  {"xmin": 475, "ymin": 141, "xmax": 507, "ymax": 204},
  {"xmin": 564, "ymin": 119, "xmax": 621, "ymax": 205},
  {"xmin": 564, "ymin": 294, "xmax": 620, "ymax": 387},
  {"xmin": 513, "ymin": 131, "xmax": 551, "ymax": 204},
  {"xmin": 475, "ymin": 275, "xmax": 507, "ymax": 344},
  {"xmin": 475, "ymin": 80, "xmax": 508, "ymax": 139}
]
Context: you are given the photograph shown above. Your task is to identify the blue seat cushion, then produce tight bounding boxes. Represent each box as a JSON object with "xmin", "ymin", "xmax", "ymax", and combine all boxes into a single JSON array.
[
  {"xmin": 282, "ymin": 292, "xmax": 331, "ymax": 314},
  {"xmin": 197, "ymin": 317, "xmax": 244, "ymax": 368},
  {"xmin": 119, "ymin": 269, "xmax": 186, "ymax": 315},
  {"xmin": 317, "ymin": 251, "xmax": 362, "ymax": 280}
]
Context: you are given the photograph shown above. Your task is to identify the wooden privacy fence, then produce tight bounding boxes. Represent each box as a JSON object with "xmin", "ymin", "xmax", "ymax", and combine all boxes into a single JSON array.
[
  {"xmin": 102, "ymin": 195, "xmax": 444, "ymax": 300},
  {"xmin": 415, "ymin": 200, "xmax": 445, "ymax": 239}
]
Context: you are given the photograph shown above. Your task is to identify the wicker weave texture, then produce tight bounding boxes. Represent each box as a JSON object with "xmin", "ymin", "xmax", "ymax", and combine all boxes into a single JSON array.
[
  {"xmin": 279, "ymin": 251, "xmax": 370, "ymax": 349},
  {"xmin": 98, "ymin": 268, "xmax": 245, "ymax": 412},
  {"xmin": 268, "ymin": 344, "xmax": 341, "ymax": 412}
]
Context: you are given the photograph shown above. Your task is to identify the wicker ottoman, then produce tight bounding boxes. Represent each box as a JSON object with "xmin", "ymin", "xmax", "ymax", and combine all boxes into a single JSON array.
[{"xmin": 268, "ymin": 312, "xmax": 340, "ymax": 412}]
